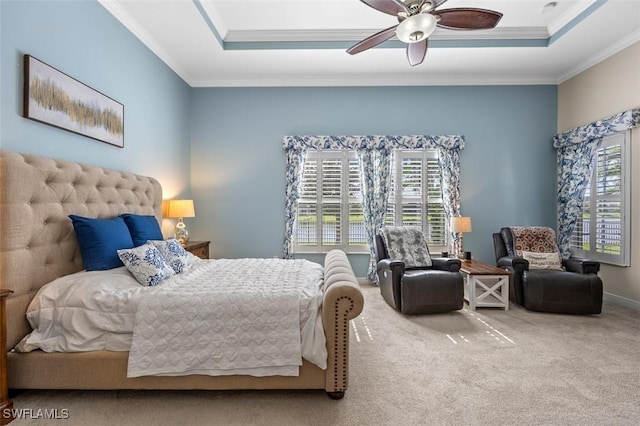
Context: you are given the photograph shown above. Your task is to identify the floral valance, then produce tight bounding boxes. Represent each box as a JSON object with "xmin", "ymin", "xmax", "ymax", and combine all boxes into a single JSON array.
[
  {"xmin": 283, "ymin": 135, "xmax": 465, "ymax": 151},
  {"xmin": 553, "ymin": 108, "xmax": 639, "ymax": 149}
]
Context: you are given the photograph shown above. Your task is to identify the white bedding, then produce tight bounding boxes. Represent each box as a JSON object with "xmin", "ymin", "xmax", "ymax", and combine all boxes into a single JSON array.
[
  {"xmin": 19, "ymin": 258, "xmax": 327, "ymax": 377},
  {"xmin": 21, "ymin": 267, "xmax": 146, "ymax": 352}
]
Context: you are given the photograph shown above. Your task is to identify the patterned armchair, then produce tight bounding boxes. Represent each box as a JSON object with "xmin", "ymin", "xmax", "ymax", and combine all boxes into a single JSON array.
[
  {"xmin": 493, "ymin": 226, "xmax": 603, "ymax": 314},
  {"xmin": 375, "ymin": 227, "xmax": 463, "ymax": 315}
]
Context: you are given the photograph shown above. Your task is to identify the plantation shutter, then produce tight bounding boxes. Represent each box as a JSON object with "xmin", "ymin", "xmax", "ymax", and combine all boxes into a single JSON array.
[
  {"xmin": 594, "ymin": 138, "xmax": 623, "ymax": 256},
  {"xmin": 348, "ymin": 156, "xmax": 366, "ymax": 245},
  {"xmin": 570, "ymin": 131, "xmax": 630, "ymax": 265},
  {"xmin": 386, "ymin": 151, "xmax": 448, "ymax": 249},
  {"xmin": 321, "ymin": 156, "xmax": 342, "ymax": 246},
  {"xmin": 425, "ymin": 156, "xmax": 446, "ymax": 246},
  {"xmin": 297, "ymin": 154, "xmax": 318, "ymax": 247},
  {"xmin": 294, "ymin": 151, "xmax": 367, "ymax": 252}
]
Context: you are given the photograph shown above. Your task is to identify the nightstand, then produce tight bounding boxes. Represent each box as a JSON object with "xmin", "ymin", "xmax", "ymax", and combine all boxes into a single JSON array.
[{"xmin": 184, "ymin": 241, "xmax": 210, "ymax": 259}]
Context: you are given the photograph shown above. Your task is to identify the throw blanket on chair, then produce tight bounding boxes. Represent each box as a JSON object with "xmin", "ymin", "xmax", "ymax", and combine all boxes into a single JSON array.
[
  {"xmin": 509, "ymin": 226, "xmax": 563, "ymax": 270},
  {"xmin": 127, "ymin": 258, "xmax": 325, "ymax": 377},
  {"xmin": 380, "ymin": 226, "xmax": 432, "ymax": 267}
]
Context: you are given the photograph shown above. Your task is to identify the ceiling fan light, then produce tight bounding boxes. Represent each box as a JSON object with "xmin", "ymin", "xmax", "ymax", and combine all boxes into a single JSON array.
[{"xmin": 396, "ymin": 13, "xmax": 437, "ymax": 44}]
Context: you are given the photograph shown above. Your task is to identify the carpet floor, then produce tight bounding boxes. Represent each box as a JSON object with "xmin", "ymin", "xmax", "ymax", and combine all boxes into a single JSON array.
[{"xmin": 8, "ymin": 283, "xmax": 640, "ymax": 425}]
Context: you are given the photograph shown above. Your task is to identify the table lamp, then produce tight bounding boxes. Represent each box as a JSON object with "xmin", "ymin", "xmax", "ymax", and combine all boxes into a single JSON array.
[
  {"xmin": 166, "ymin": 199, "xmax": 195, "ymax": 245},
  {"xmin": 450, "ymin": 216, "xmax": 472, "ymax": 259}
]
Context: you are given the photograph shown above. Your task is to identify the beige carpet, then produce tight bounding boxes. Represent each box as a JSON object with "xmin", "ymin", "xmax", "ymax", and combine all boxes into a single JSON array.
[{"xmin": 9, "ymin": 284, "xmax": 640, "ymax": 425}]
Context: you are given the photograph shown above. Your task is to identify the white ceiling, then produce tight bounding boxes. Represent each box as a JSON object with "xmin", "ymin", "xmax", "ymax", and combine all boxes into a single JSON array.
[{"xmin": 99, "ymin": 0, "xmax": 640, "ymax": 87}]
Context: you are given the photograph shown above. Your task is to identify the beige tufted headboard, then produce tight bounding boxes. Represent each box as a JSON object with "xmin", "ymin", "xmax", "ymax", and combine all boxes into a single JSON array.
[{"xmin": 0, "ymin": 150, "xmax": 162, "ymax": 349}]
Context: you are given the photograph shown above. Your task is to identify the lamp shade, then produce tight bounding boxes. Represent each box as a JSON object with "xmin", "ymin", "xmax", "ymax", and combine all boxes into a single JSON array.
[
  {"xmin": 396, "ymin": 13, "xmax": 437, "ymax": 44},
  {"xmin": 450, "ymin": 216, "xmax": 472, "ymax": 233},
  {"xmin": 166, "ymin": 199, "xmax": 195, "ymax": 219}
]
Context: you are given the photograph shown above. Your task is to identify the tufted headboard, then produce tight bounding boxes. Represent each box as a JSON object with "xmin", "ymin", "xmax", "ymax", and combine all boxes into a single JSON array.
[{"xmin": 0, "ymin": 150, "xmax": 162, "ymax": 349}]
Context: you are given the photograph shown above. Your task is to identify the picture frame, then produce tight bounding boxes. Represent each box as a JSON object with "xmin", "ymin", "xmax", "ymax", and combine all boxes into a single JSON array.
[{"xmin": 23, "ymin": 55, "xmax": 124, "ymax": 148}]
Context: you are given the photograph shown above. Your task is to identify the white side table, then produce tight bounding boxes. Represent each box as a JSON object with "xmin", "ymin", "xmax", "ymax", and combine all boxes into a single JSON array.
[{"xmin": 460, "ymin": 260, "xmax": 510, "ymax": 310}]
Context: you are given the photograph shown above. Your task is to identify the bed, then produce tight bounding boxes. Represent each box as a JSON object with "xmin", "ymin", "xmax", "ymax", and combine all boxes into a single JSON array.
[{"xmin": 0, "ymin": 149, "xmax": 364, "ymax": 418}]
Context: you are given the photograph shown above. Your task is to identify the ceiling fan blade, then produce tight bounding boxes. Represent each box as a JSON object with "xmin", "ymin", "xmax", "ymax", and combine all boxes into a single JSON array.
[
  {"xmin": 406, "ymin": 39, "xmax": 428, "ymax": 66},
  {"xmin": 360, "ymin": 0, "xmax": 409, "ymax": 16},
  {"xmin": 435, "ymin": 8, "xmax": 503, "ymax": 30},
  {"xmin": 347, "ymin": 25, "xmax": 398, "ymax": 55},
  {"xmin": 430, "ymin": 0, "xmax": 449, "ymax": 8}
]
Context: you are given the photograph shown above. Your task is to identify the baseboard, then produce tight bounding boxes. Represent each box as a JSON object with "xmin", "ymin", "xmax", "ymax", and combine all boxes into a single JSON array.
[{"xmin": 603, "ymin": 292, "xmax": 640, "ymax": 311}]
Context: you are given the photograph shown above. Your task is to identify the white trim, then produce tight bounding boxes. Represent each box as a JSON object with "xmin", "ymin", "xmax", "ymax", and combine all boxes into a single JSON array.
[
  {"xmin": 97, "ymin": 0, "xmax": 193, "ymax": 85},
  {"xmin": 188, "ymin": 73, "xmax": 557, "ymax": 88},
  {"xmin": 547, "ymin": 0, "xmax": 601, "ymax": 36},
  {"xmin": 603, "ymin": 292, "xmax": 640, "ymax": 312},
  {"xmin": 558, "ymin": 29, "xmax": 640, "ymax": 83},
  {"xmin": 224, "ymin": 27, "xmax": 550, "ymax": 43}
]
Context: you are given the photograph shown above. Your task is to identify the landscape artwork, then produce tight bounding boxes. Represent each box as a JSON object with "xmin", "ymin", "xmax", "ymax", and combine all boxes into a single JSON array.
[{"xmin": 23, "ymin": 55, "xmax": 124, "ymax": 147}]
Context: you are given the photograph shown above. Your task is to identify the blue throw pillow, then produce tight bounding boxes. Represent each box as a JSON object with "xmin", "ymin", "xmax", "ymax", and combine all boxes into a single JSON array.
[
  {"xmin": 120, "ymin": 214, "xmax": 163, "ymax": 246},
  {"xmin": 69, "ymin": 215, "xmax": 134, "ymax": 271}
]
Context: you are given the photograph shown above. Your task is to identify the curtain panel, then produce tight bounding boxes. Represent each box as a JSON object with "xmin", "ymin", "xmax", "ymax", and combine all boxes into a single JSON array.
[
  {"xmin": 554, "ymin": 108, "xmax": 639, "ymax": 258},
  {"xmin": 282, "ymin": 135, "xmax": 465, "ymax": 280}
]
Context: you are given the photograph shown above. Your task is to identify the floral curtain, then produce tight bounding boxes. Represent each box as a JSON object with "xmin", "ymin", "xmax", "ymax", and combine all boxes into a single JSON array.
[
  {"xmin": 553, "ymin": 108, "xmax": 639, "ymax": 258},
  {"xmin": 358, "ymin": 147, "xmax": 392, "ymax": 281},
  {"xmin": 437, "ymin": 147, "xmax": 462, "ymax": 253},
  {"xmin": 283, "ymin": 134, "xmax": 465, "ymax": 278},
  {"xmin": 282, "ymin": 148, "xmax": 306, "ymax": 259}
]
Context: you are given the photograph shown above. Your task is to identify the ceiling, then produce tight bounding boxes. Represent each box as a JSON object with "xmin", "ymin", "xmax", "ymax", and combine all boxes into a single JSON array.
[{"xmin": 99, "ymin": 0, "xmax": 640, "ymax": 87}]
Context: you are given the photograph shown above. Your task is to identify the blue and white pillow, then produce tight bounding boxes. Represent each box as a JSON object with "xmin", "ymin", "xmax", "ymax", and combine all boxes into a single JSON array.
[
  {"xmin": 117, "ymin": 244, "xmax": 175, "ymax": 286},
  {"xmin": 149, "ymin": 238, "xmax": 198, "ymax": 274}
]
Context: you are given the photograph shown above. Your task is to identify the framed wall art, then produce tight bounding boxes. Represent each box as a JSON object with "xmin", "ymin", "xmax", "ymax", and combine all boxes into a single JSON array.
[{"xmin": 23, "ymin": 55, "xmax": 124, "ymax": 148}]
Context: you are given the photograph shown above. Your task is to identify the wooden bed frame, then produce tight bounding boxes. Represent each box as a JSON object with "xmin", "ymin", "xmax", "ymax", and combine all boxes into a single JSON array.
[{"xmin": 0, "ymin": 150, "xmax": 363, "ymax": 423}]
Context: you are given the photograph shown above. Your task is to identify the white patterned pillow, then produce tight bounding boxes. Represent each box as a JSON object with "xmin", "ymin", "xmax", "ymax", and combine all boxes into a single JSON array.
[
  {"xmin": 117, "ymin": 244, "xmax": 175, "ymax": 286},
  {"xmin": 381, "ymin": 226, "xmax": 432, "ymax": 267},
  {"xmin": 148, "ymin": 238, "xmax": 198, "ymax": 274},
  {"xmin": 522, "ymin": 251, "xmax": 564, "ymax": 271}
]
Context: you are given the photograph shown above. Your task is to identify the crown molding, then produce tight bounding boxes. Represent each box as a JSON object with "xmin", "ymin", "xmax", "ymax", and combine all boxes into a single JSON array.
[
  {"xmin": 223, "ymin": 27, "xmax": 550, "ymax": 43},
  {"xmin": 547, "ymin": 0, "xmax": 601, "ymax": 36},
  {"xmin": 97, "ymin": 0, "xmax": 193, "ymax": 84},
  {"xmin": 558, "ymin": 29, "xmax": 640, "ymax": 83},
  {"xmin": 189, "ymin": 73, "xmax": 558, "ymax": 88}
]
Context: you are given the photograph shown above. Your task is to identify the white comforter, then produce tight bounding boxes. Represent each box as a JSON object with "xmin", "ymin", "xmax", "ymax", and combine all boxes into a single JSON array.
[{"xmin": 20, "ymin": 258, "xmax": 327, "ymax": 377}]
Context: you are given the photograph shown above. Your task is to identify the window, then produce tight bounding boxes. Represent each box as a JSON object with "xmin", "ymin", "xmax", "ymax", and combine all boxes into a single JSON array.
[
  {"xmin": 386, "ymin": 150, "xmax": 448, "ymax": 251},
  {"xmin": 570, "ymin": 131, "xmax": 631, "ymax": 266},
  {"xmin": 294, "ymin": 149, "xmax": 449, "ymax": 254},
  {"xmin": 294, "ymin": 150, "xmax": 367, "ymax": 253}
]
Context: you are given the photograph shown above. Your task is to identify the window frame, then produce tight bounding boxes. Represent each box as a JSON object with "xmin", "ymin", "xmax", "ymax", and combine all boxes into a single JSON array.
[
  {"xmin": 570, "ymin": 130, "xmax": 631, "ymax": 266},
  {"xmin": 293, "ymin": 150, "xmax": 369, "ymax": 254},
  {"xmin": 386, "ymin": 150, "xmax": 449, "ymax": 253}
]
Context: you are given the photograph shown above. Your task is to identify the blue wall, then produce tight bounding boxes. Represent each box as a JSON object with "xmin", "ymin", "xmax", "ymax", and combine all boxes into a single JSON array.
[
  {"xmin": 190, "ymin": 86, "xmax": 558, "ymax": 275},
  {"xmin": 0, "ymin": 0, "xmax": 192, "ymax": 209}
]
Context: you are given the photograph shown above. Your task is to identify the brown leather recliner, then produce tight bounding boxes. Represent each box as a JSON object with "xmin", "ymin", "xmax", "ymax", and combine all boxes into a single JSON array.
[
  {"xmin": 375, "ymin": 233, "xmax": 464, "ymax": 315},
  {"xmin": 493, "ymin": 227, "xmax": 603, "ymax": 314}
]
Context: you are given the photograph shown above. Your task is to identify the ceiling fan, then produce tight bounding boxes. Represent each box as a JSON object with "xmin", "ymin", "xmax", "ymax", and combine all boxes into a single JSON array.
[{"xmin": 347, "ymin": 0, "xmax": 503, "ymax": 66}]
